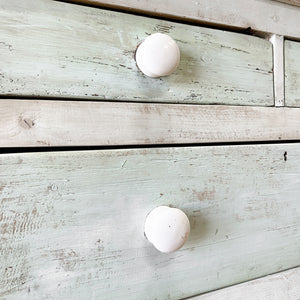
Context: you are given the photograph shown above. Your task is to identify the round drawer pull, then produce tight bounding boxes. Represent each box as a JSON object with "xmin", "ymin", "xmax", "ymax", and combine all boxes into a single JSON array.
[
  {"xmin": 135, "ymin": 33, "xmax": 180, "ymax": 78},
  {"xmin": 144, "ymin": 206, "xmax": 190, "ymax": 253}
]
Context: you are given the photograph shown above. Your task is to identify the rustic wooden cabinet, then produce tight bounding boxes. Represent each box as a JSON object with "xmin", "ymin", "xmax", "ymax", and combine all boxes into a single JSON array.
[{"xmin": 1, "ymin": 0, "xmax": 300, "ymax": 299}]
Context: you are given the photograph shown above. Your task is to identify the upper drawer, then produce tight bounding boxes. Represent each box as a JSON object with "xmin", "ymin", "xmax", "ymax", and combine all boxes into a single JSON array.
[
  {"xmin": 1, "ymin": 144, "xmax": 299, "ymax": 299},
  {"xmin": 285, "ymin": 40, "xmax": 300, "ymax": 107},
  {"xmin": 0, "ymin": 0, "xmax": 273, "ymax": 106}
]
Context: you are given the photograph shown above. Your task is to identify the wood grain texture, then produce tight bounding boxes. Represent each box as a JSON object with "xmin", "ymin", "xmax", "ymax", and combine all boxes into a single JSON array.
[
  {"xmin": 1, "ymin": 100, "xmax": 300, "ymax": 147},
  {"xmin": 274, "ymin": 0, "xmax": 300, "ymax": 7},
  {"xmin": 191, "ymin": 267, "xmax": 300, "ymax": 299},
  {"xmin": 0, "ymin": 0, "xmax": 273, "ymax": 106},
  {"xmin": 1, "ymin": 144, "xmax": 300, "ymax": 299},
  {"xmin": 66, "ymin": 0, "xmax": 300, "ymax": 39},
  {"xmin": 285, "ymin": 40, "xmax": 300, "ymax": 107}
]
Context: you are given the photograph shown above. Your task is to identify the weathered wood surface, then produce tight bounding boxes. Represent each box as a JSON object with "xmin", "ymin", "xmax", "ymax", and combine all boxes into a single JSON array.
[
  {"xmin": 1, "ymin": 100, "xmax": 300, "ymax": 147},
  {"xmin": 274, "ymin": 0, "xmax": 300, "ymax": 7},
  {"xmin": 192, "ymin": 267, "xmax": 300, "ymax": 299},
  {"xmin": 67, "ymin": 0, "xmax": 300, "ymax": 39},
  {"xmin": 0, "ymin": 0, "xmax": 273, "ymax": 106},
  {"xmin": 1, "ymin": 144, "xmax": 300, "ymax": 299},
  {"xmin": 285, "ymin": 40, "xmax": 300, "ymax": 107}
]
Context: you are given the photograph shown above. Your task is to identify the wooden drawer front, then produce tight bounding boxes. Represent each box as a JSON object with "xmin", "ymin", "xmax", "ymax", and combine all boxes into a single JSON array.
[
  {"xmin": 0, "ymin": 0, "xmax": 273, "ymax": 106},
  {"xmin": 1, "ymin": 144, "xmax": 300, "ymax": 299},
  {"xmin": 285, "ymin": 40, "xmax": 300, "ymax": 107}
]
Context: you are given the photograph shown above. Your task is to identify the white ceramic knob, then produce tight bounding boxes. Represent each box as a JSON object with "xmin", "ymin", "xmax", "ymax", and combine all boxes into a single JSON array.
[
  {"xmin": 144, "ymin": 206, "xmax": 190, "ymax": 253},
  {"xmin": 136, "ymin": 33, "xmax": 180, "ymax": 78}
]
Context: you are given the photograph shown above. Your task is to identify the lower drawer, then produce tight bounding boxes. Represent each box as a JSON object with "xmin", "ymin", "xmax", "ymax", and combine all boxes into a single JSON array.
[{"xmin": 1, "ymin": 144, "xmax": 300, "ymax": 299}]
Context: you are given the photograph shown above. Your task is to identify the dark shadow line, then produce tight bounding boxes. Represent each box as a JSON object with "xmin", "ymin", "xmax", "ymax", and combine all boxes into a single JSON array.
[
  {"xmin": 0, "ymin": 95, "xmax": 278, "ymax": 108},
  {"xmin": 1, "ymin": 139, "xmax": 299, "ymax": 154}
]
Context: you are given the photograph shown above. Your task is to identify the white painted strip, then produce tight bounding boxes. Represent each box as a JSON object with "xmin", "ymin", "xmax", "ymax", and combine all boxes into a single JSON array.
[
  {"xmin": 269, "ymin": 34, "xmax": 285, "ymax": 107},
  {"xmin": 190, "ymin": 267, "xmax": 300, "ymax": 299},
  {"xmin": 1, "ymin": 100, "xmax": 300, "ymax": 147}
]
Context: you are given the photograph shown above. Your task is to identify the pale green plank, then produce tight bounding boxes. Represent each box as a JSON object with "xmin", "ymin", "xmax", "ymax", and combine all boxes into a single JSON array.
[
  {"xmin": 1, "ymin": 144, "xmax": 300, "ymax": 299},
  {"xmin": 285, "ymin": 40, "xmax": 300, "ymax": 107},
  {"xmin": 0, "ymin": 0, "xmax": 273, "ymax": 105}
]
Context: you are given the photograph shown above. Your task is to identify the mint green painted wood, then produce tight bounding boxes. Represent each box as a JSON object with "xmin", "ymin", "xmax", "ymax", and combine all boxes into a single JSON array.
[
  {"xmin": 1, "ymin": 144, "xmax": 300, "ymax": 299},
  {"xmin": 285, "ymin": 40, "xmax": 300, "ymax": 107},
  {"xmin": 0, "ymin": 0, "xmax": 273, "ymax": 105}
]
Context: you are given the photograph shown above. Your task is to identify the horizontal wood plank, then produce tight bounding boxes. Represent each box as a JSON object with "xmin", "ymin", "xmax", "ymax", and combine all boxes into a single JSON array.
[
  {"xmin": 274, "ymin": 0, "xmax": 300, "ymax": 7},
  {"xmin": 1, "ymin": 144, "xmax": 300, "ymax": 299},
  {"xmin": 0, "ymin": 0, "xmax": 273, "ymax": 105},
  {"xmin": 285, "ymin": 40, "xmax": 300, "ymax": 107},
  {"xmin": 66, "ymin": 0, "xmax": 300, "ymax": 39},
  {"xmin": 1, "ymin": 100, "xmax": 300, "ymax": 147},
  {"xmin": 191, "ymin": 267, "xmax": 300, "ymax": 299}
]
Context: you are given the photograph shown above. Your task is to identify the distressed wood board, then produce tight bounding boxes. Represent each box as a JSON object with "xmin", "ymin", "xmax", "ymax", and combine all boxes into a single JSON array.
[
  {"xmin": 285, "ymin": 40, "xmax": 300, "ymax": 107},
  {"xmin": 66, "ymin": 0, "xmax": 300, "ymax": 39},
  {"xmin": 1, "ymin": 100, "xmax": 300, "ymax": 147},
  {"xmin": 274, "ymin": 0, "xmax": 300, "ymax": 7},
  {"xmin": 192, "ymin": 267, "xmax": 300, "ymax": 299},
  {"xmin": 0, "ymin": 0, "xmax": 273, "ymax": 106},
  {"xmin": 1, "ymin": 144, "xmax": 300, "ymax": 299}
]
